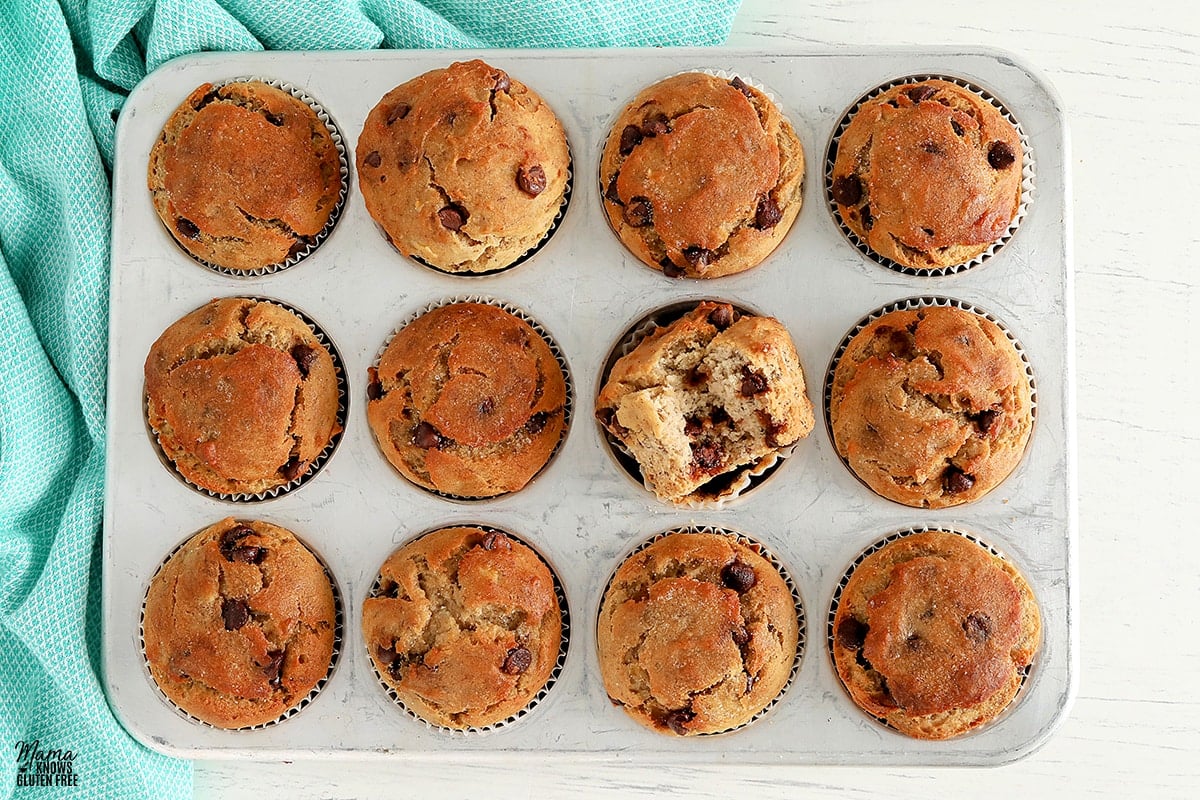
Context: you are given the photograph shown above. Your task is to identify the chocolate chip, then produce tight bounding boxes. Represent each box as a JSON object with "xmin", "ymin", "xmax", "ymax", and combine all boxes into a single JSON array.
[
  {"xmin": 711, "ymin": 406, "xmax": 732, "ymax": 426},
  {"xmin": 219, "ymin": 526, "xmax": 254, "ymax": 560},
  {"xmin": 176, "ymin": 218, "xmax": 200, "ymax": 240},
  {"xmin": 517, "ymin": 164, "xmax": 547, "ymax": 196},
  {"xmin": 265, "ymin": 112, "xmax": 285, "ymax": 127},
  {"xmin": 973, "ymin": 408, "xmax": 1000, "ymax": 434},
  {"xmin": 943, "ymin": 466, "xmax": 976, "ymax": 494},
  {"xmin": 951, "ymin": 119, "xmax": 965, "ymax": 137},
  {"xmin": 831, "ymin": 174, "xmax": 862, "ymax": 206},
  {"xmin": 988, "ymin": 141, "xmax": 1017, "ymax": 169},
  {"xmin": 438, "ymin": 204, "xmax": 468, "ymax": 231},
  {"xmin": 963, "ymin": 612, "xmax": 993, "ymax": 643},
  {"xmin": 757, "ymin": 410, "xmax": 786, "ymax": 447},
  {"xmin": 755, "ymin": 196, "xmax": 782, "ymax": 230},
  {"xmin": 222, "ymin": 598, "xmax": 250, "ymax": 631},
  {"xmin": 691, "ymin": 440, "xmax": 723, "ymax": 470},
  {"xmin": 732, "ymin": 626, "xmax": 751, "ymax": 646},
  {"xmin": 501, "ymin": 646, "xmax": 532, "ymax": 675},
  {"xmin": 907, "ymin": 85, "xmax": 936, "ymax": 103},
  {"xmin": 280, "ymin": 455, "xmax": 304, "ymax": 482},
  {"xmin": 412, "ymin": 421, "xmax": 443, "ymax": 449},
  {"xmin": 494, "ymin": 71, "xmax": 511, "ymax": 92},
  {"xmin": 729, "ymin": 76, "xmax": 753, "ymax": 97},
  {"xmin": 662, "ymin": 708, "xmax": 695, "ymax": 735},
  {"xmin": 604, "ymin": 174, "xmax": 622, "ymax": 204},
  {"xmin": 386, "ymin": 103, "xmax": 411, "ymax": 125},
  {"xmin": 231, "ymin": 545, "xmax": 265, "ymax": 564},
  {"xmin": 682, "ymin": 246, "xmax": 714, "ymax": 268},
  {"xmin": 836, "ymin": 615, "xmax": 868, "ymax": 650},
  {"xmin": 707, "ymin": 304, "xmax": 735, "ymax": 330},
  {"xmin": 263, "ymin": 650, "xmax": 285, "ymax": 686},
  {"xmin": 641, "ymin": 112, "xmax": 670, "ymax": 137},
  {"xmin": 618, "ymin": 124, "xmax": 643, "ymax": 155},
  {"xmin": 525, "ymin": 411, "xmax": 550, "ymax": 435},
  {"xmin": 482, "ymin": 531, "xmax": 512, "ymax": 551},
  {"xmin": 290, "ymin": 343, "xmax": 317, "ymax": 377},
  {"xmin": 684, "ymin": 365, "xmax": 707, "ymax": 387},
  {"xmin": 660, "ymin": 259, "xmax": 684, "ymax": 278},
  {"xmin": 374, "ymin": 645, "xmax": 397, "ymax": 667},
  {"xmin": 623, "ymin": 197, "xmax": 652, "ymax": 227},
  {"xmin": 367, "ymin": 380, "xmax": 384, "ymax": 401},
  {"xmin": 477, "ymin": 397, "xmax": 495, "ymax": 416},
  {"xmin": 861, "ymin": 204, "xmax": 874, "ymax": 231},
  {"xmin": 363, "ymin": 150, "xmax": 382, "ymax": 168},
  {"xmin": 721, "ymin": 559, "xmax": 757, "ymax": 593},
  {"xmin": 683, "ymin": 416, "xmax": 704, "ymax": 437},
  {"xmin": 739, "ymin": 366, "xmax": 769, "ymax": 397}
]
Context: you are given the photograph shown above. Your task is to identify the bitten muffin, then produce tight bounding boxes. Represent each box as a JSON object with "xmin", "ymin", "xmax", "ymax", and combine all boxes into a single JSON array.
[
  {"xmin": 596, "ymin": 301, "xmax": 814, "ymax": 504},
  {"xmin": 828, "ymin": 305, "xmax": 1033, "ymax": 508},
  {"xmin": 831, "ymin": 531, "xmax": 1041, "ymax": 739},
  {"xmin": 600, "ymin": 72, "xmax": 804, "ymax": 279},
  {"xmin": 367, "ymin": 303, "xmax": 567, "ymax": 498},
  {"xmin": 363, "ymin": 527, "xmax": 562, "ymax": 729},
  {"xmin": 598, "ymin": 532, "xmax": 798, "ymax": 735},
  {"xmin": 148, "ymin": 81, "xmax": 342, "ymax": 271},
  {"xmin": 143, "ymin": 518, "xmax": 337, "ymax": 728},
  {"xmin": 357, "ymin": 59, "xmax": 570, "ymax": 273},
  {"xmin": 830, "ymin": 79, "xmax": 1023, "ymax": 269},
  {"xmin": 144, "ymin": 297, "xmax": 341, "ymax": 496}
]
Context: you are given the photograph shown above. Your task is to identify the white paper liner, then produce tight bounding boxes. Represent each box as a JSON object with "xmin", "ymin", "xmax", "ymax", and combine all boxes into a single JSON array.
[
  {"xmin": 368, "ymin": 295, "xmax": 574, "ymax": 502},
  {"xmin": 597, "ymin": 525, "xmax": 806, "ymax": 737},
  {"xmin": 364, "ymin": 525, "xmax": 571, "ymax": 735},
  {"xmin": 824, "ymin": 74, "xmax": 1036, "ymax": 277},
  {"xmin": 143, "ymin": 296, "xmax": 348, "ymax": 504},
  {"xmin": 825, "ymin": 525, "xmax": 1038, "ymax": 736},
  {"xmin": 138, "ymin": 523, "xmax": 344, "ymax": 730}
]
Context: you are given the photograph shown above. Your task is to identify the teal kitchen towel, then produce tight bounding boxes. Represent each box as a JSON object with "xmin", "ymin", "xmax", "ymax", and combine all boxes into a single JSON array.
[{"xmin": 0, "ymin": 0, "xmax": 742, "ymax": 797}]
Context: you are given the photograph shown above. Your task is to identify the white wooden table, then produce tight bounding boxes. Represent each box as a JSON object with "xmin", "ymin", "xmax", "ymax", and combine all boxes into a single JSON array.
[{"xmin": 195, "ymin": 2, "xmax": 1200, "ymax": 796}]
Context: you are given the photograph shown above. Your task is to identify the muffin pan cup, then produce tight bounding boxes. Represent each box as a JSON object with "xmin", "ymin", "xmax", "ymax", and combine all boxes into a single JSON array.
[{"xmin": 104, "ymin": 48, "xmax": 1075, "ymax": 765}]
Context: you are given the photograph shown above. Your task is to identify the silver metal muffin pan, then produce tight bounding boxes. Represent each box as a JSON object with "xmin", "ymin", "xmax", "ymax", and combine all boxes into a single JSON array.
[{"xmin": 104, "ymin": 47, "xmax": 1075, "ymax": 764}]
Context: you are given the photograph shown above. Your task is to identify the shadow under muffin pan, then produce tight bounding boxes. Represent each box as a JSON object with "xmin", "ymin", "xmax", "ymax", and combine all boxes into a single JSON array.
[{"xmin": 104, "ymin": 48, "xmax": 1074, "ymax": 766}]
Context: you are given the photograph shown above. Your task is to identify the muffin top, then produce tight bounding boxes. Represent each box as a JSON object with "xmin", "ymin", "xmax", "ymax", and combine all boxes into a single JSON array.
[
  {"xmin": 598, "ymin": 532, "xmax": 798, "ymax": 735},
  {"xmin": 148, "ymin": 80, "xmax": 342, "ymax": 272},
  {"xmin": 830, "ymin": 79, "xmax": 1023, "ymax": 269},
  {"xmin": 600, "ymin": 72, "xmax": 804, "ymax": 279},
  {"xmin": 356, "ymin": 59, "xmax": 570, "ymax": 273},
  {"xmin": 142, "ymin": 518, "xmax": 337, "ymax": 728},
  {"xmin": 362, "ymin": 527, "xmax": 561, "ymax": 729},
  {"xmin": 144, "ymin": 297, "xmax": 341, "ymax": 496},
  {"xmin": 367, "ymin": 302, "xmax": 567, "ymax": 498},
  {"xmin": 831, "ymin": 531, "xmax": 1041, "ymax": 739},
  {"xmin": 829, "ymin": 305, "xmax": 1032, "ymax": 508}
]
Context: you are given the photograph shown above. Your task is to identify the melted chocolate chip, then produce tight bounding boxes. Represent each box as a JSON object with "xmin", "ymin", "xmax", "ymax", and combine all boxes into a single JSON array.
[
  {"xmin": 907, "ymin": 85, "xmax": 936, "ymax": 103},
  {"xmin": 707, "ymin": 304, "xmax": 735, "ymax": 330},
  {"xmin": 662, "ymin": 708, "xmax": 695, "ymax": 735},
  {"xmin": 988, "ymin": 141, "xmax": 1017, "ymax": 169},
  {"xmin": 438, "ymin": 204, "xmax": 468, "ymax": 231},
  {"xmin": 691, "ymin": 440, "xmax": 723, "ymax": 471},
  {"xmin": 757, "ymin": 410, "xmax": 786, "ymax": 447},
  {"xmin": 517, "ymin": 164, "xmax": 547, "ymax": 196},
  {"xmin": 951, "ymin": 118, "xmax": 965, "ymax": 137},
  {"xmin": 482, "ymin": 531, "xmax": 512, "ymax": 551},
  {"xmin": 721, "ymin": 559, "xmax": 757, "ymax": 593},
  {"xmin": 604, "ymin": 174, "xmax": 622, "ymax": 205},
  {"xmin": 682, "ymin": 246, "xmax": 714, "ymax": 268},
  {"xmin": 837, "ymin": 615, "xmax": 868, "ymax": 650},
  {"xmin": 363, "ymin": 150, "xmax": 382, "ymax": 168},
  {"xmin": 641, "ymin": 112, "xmax": 670, "ymax": 137},
  {"xmin": 732, "ymin": 626, "xmax": 751, "ymax": 646},
  {"xmin": 494, "ymin": 71, "xmax": 511, "ymax": 92},
  {"xmin": 963, "ymin": 612, "xmax": 993, "ymax": 643},
  {"xmin": 973, "ymin": 408, "xmax": 1001, "ymax": 434},
  {"xmin": 711, "ymin": 406, "xmax": 732, "ymax": 426},
  {"xmin": 176, "ymin": 217, "xmax": 201, "ymax": 240},
  {"xmin": 943, "ymin": 466, "xmax": 976, "ymax": 494},
  {"xmin": 660, "ymin": 259, "xmax": 684, "ymax": 278},
  {"xmin": 525, "ymin": 411, "xmax": 550, "ymax": 435},
  {"xmin": 386, "ymin": 103, "xmax": 411, "ymax": 125},
  {"xmin": 374, "ymin": 645, "xmax": 397, "ymax": 667},
  {"xmin": 219, "ymin": 526, "xmax": 255, "ymax": 561},
  {"xmin": 411, "ymin": 421, "xmax": 443, "ymax": 450},
  {"xmin": 831, "ymin": 174, "xmax": 862, "ymax": 206},
  {"xmin": 367, "ymin": 380, "xmax": 384, "ymax": 401},
  {"xmin": 684, "ymin": 416, "xmax": 704, "ymax": 437},
  {"xmin": 618, "ymin": 124, "xmax": 643, "ymax": 155},
  {"xmin": 739, "ymin": 366, "xmax": 769, "ymax": 397},
  {"xmin": 755, "ymin": 196, "xmax": 782, "ymax": 230},
  {"xmin": 291, "ymin": 343, "xmax": 317, "ymax": 377},
  {"xmin": 501, "ymin": 646, "xmax": 532, "ymax": 675},
  {"xmin": 729, "ymin": 76, "xmax": 753, "ymax": 97},
  {"xmin": 222, "ymin": 598, "xmax": 250, "ymax": 631},
  {"xmin": 230, "ymin": 545, "xmax": 265, "ymax": 564},
  {"xmin": 280, "ymin": 455, "xmax": 305, "ymax": 482},
  {"xmin": 861, "ymin": 204, "xmax": 874, "ymax": 231},
  {"xmin": 263, "ymin": 650, "xmax": 285, "ymax": 686},
  {"xmin": 623, "ymin": 197, "xmax": 652, "ymax": 227}
]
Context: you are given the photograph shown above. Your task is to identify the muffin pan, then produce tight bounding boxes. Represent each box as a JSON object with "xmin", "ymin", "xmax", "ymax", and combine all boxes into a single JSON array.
[{"xmin": 103, "ymin": 48, "xmax": 1075, "ymax": 764}]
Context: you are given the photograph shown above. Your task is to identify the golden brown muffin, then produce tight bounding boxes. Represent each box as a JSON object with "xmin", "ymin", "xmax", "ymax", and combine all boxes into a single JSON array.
[
  {"xmin": 830, "ymin": 79, "xmax": 1023, "ymax": 270},
  {"xmin": 357, "ymin": 59, "xmax": 570, "ymax": 273},
  {"xmin": 831, "ymin": 531, "xmax": 1041, "ymax": 739},
  {"xmin": 597, "ymin": 532, "xmax": 799, "ymax": 735},
  {"xmin": 363, "ymin": 527, "xmax": 562, "ymax": 729},
  {"xmin": 148, "ymin": 81, "xmax": 343, "ymax": 272},
  {"xmin": 596, "ymin": 301, "xmax": 814, "ymax": 504},
  {"xmin": 599, "ymin": 72, "xmax": 804, "ymax": 279},
  {"xmin": 142, "ymin": 518, "xmax": 337, "ymax": 729},
  {"xmin": 828, "ymin": 305, "xmax": 1033, "ymax": 508},
  {"xmin": 144, "ymin": 297, "xmax": 342, "ymax": 496}
]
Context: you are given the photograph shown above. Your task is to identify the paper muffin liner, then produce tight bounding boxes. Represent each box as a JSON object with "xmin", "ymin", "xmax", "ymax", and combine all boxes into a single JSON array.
[
  {"xmin": 143, "ymin": 296, "xmax": 348, "ymax": 504},
  {"xmin": 368, "ymin": 295, "xmax": 574, "ymax": 502},
  {"xmin": 139, "ymin": 522, "xmax": 344, "ymax": 730},
  {"xmin": 597, "ymin": 525, "xmax": 806, "ymax": 737},
  {"xmin": 824, "ymin": 74, "xmax": 1036, "ymax": 277},
  {"xmin": 596, "ymin": 299, "xmax": 798, "ymax": 509},
  {"xmin": 163, "ymin": 77, "xmax": 350, "ymax": 278},
  {"xmin": 825, "ymin": 525, "xmax": 1039, "ymax": 735},
  {"xmin": 822, "ymin": 296, "xmax": 1038, "ymax": 503},
  {"xmin": 364, "ymin": 524, "xmax": 571, "ymax": 735}
]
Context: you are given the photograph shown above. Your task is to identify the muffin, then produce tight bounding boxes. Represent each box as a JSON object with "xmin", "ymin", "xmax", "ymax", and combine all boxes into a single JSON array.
[
  {"xmin": 367, "ymin": 302, "xmax": 567, "ymax": 498},
  {"xmin": 596, "ymin": 301, "xmax": 814, "ymax": 504},
  {"xmin": 142, "ymin": 518, "xmax": 337, "ymax": 728},
  {"xmin": 828, "ymin": 304, "xmax": 1033, "ymax": 508},
  {"xmin": 144, "ymin": 297, "xmax": 341, "ymax": 496},
  {"xmin": 357, "ymin": 59, "xmax": 570, "ymax": 273},
  {"xmin": 830, "ymin": 79, "xmax": 1023, "ymax": 270},
  {"xmin": 148, "ymin": 80, "xmax": 342, "ymax": 271},
  {"xmin": 363, "ymin": 527, "xmax": 562, "ymax": 729},
  {"xmin": 600, "ymin": 72, "xmax": 804, "ymax": 279},
  {"xmin": 831, "ymin": 531, "xmax": 1041, "ymax": 739},
  {"xmin": 598, "ymin": 532, "xmax": 799, "ymax": 736}
]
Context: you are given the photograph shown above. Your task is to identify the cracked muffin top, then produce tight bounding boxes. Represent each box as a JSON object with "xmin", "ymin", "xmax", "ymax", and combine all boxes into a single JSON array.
[
  {"xmin": 597, "ymin": 532, "xmax": 798, "ymax": 736},
  {"xmin": 148, "ymin": 80, "xmax": 343, "ymax": 272},
  {"xmin": 828, "ymin": 305, "xmax": 1033, "ymax": 508},
  {"xmin": 142, "ymin": 518, "xmax": 337, "ymax": 728},
  {"xmin": 356, "ymin": 59, "xmax": 570, "ymax": 273},
  {"xmin": 830, "ymin": 79, "xmax": 1023, "ymax": 270},
  {"xmin": 144, "ymin": 297, "xmax": 341, "ymax": 497},
  {"xmin": 362, "ymin": 527, "xmax": 562, "ymax": 729},
  {"xmin": 367, "ymin": 302, "xmax": 567, "ymax": 498},
  {"xmin": 831, "ymin": 531, "xmax": 1040, "ymax": 739},
  {"xmin": 600, "ymin": 72, "xmax": 804, "ymax": 279}
]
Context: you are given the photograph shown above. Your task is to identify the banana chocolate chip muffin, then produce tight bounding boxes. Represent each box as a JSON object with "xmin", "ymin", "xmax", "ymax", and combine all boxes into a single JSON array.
[
  {"xmin": 598, "ymin": 532, "xmax": 799, "ymax": 736},
  {"xmin": 830, "ymin": 79, "xmax": 1023, "ymax": 270},
  {"xmin": 363, "ymin": 527, "xmax": 562, "ymax": 729},
  {"xmin": 600, "ymin": 72, "xmax": 804, "ymax": 279},
  {"xmin": 357, "ymin": 59, "xmax": 570, "ymax": 273},
  {"xmin": 828, "ymin": 304, "xmax": 1033, "ymax": 508},
  {"xmin": 831, "ymin": 531, "xmax": 1041, "ymax": 740},
  {"xmin": 143, "ymin": 518, "xmax": 337, "ymax": 728},
  {"xmin": 144, "ymin": 297, "xmax": 341, "ymax": 496},
  {"xmin": 148, "ymin": 80, "xmax": 343, "ymax": 271},
  {"xmin": 596, "ymin": 301, "xmax": 814, "ymax": 504},
  {"xmin": 367, "ymin": 302, "xmax": 567, "ymax": 498}
]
